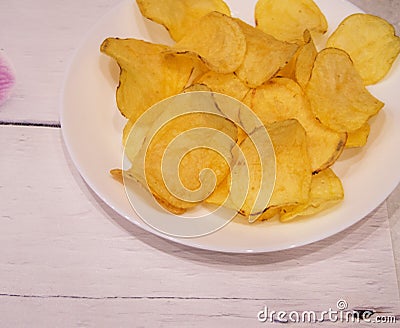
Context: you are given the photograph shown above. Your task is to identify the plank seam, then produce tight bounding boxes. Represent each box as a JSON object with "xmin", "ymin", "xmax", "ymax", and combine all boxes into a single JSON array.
[{"xmin": 0, "ymin": 121, "xmax": 61, "ymax": 128}]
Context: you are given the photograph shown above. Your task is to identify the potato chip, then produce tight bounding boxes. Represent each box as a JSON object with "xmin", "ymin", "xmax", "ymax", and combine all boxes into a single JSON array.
[
  {"xmin": 244, "ymin": 78, "xmax": 346, "ymax": 172},
  {"xmin": 234, "ymin": 19, "xmax": 298, "ymax": 87},
  {"xmin": 278, "ymin": 30, "xmax": 317, "ymax": 89},
  {"xmin": 136, "ymin": 0, "xmax": 231, "ymax": 42},
  {"xmin": 111, "ymin": 167, "xmax": 189, "ymax": 214},
  {"xmin": 207, "ymin": 119, "xmax": 312, "ymax": 222},
  {"xmin": 110, "ymin": 168, "xmax": 124, "ymax": 184},
  {"xmin": 258, "ymin": 207, "xmax": 280, "ymax": 221},
  {"xmin": 264, "ymin": 119, "xmax": 312, "ymax": 211},
  {"xmin": 305, "ymin": 48, "xmax": 384, "ymax": 133},
  {"xmin": 255, "ymin": 0, "xmax": 327, "ymax": 43},
  {"xmin": 231, "ymin": 128, "xmax": 275, "ymax": 220},
  {"xmin": 327, "ymin": 13, "xmax": 400, "ymax": 85},
  {"xmin": 126, "ymin": 112, "xmax": 238, "ymax": 212},
  {"xmin": 171, "ymin": 12, "xmax": 246, "ymax": 73},
  {"xmin": 101, "ymin": 38, "xmax": 206, "ymax": 122},
  {"xmin": 152, "ymin": 194, "xmax": 187, "ymax": 215},
  {"xmin": 193, "ymin": 71, "xmax": 250, "ymax": 101},
  {"xmin": 294, "ymin": 33, "xmax": 318, "ymax": 89},
  {"xmin": 183, "ymin": 83, "xmax": 211, "ymax": 93},
  {"xmin": 345, "ymin": 123, "xmax": 370, "ymax": 148},
  {"xmin": 280, "ymin": 168, "xmax": 344, "ymax": 222}
]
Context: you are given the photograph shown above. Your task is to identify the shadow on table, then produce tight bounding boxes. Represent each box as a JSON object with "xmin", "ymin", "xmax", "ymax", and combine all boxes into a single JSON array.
[{"xmin": 94, "ymin": 182, "xmax": 382, "ymax": 270}]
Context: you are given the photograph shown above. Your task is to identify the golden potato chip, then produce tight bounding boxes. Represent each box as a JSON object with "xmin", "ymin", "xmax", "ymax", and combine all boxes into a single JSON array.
[
  {"xmin": 345, "ymin": 123, "xmax": 370, "ymax": 148},
  {"xmin": 265, "ymin": 119, "xmax": 312, "ymax": 211},
  {"xmin": 259, "ymin": 207, "xmax": 280, "ymax": 221},
  {"xmin": 152, "ymin": 194, "xmax": 187, "ymax": 215},
  {"xmin": 123, "ymin": 166, "xmax": 188, "ymax": 214},
  {"xmin": 255, "ymin": 0, "xmax": 327, "ymax": 43},
  {"xmin": 126, "ymin": 112, "xmax": 238, "ymax": 212},
  {"xmin": 232, "ymin": 129, "xmax": 275, "ymax": 220},
  {"xmin": 193, "ymin": 71, "xmax": 250, "ymax": 101},
  {"xmin": 101, "ymin": 38, "xmax": 206, "ymax": 122},
  {"xmin": 280, "ymin": 168, "xmax": 344, "ymax": 222},
  {"xmin": 183, "ymin": 83, "xmax": 211, "ymax": 93},
  {"xmin": 327, "ymin": 13, "xmax": 400, "ymax": 85},
  {"xmin": 244, "ymin": 78, "xmax": 346, "ymax": 172},
  {"xmin": 294, "ymin": 34, "xmax": 318, "ymax": 89},
  {"xmin": 171, "ymin": 12, "xmax": 246, "ymax": 73},
  {"xmin": 207, "ymin": 119, "xmax": 311, "ymax": 222},
  {"xmin": 234, "ymin": 19, "xmax": 298, "ymax": 88},
  {"xmin": 278, "ymin": 30, "xmax": 309, "ymax": 75},
  {"xmin": 306, "ymin": 48, "xmax": 384, "ymax": 133},
  {"xmin": 110, "ymin": 168, "xmax": 124, "ymax": 184},
  {"xmin": 111, "ymin": 167, "xmax": 188, "ymax": 214},
  {"xmin": 203, "ymin": 122, "xmax": 275, "ymax": 221},
  {"xmin": 278, "ymin": 30, "xmax": 318, "ymax": 89},
  {"xmin": 136, "ymin": 0, "xmax": 231, "ymax": 42}
]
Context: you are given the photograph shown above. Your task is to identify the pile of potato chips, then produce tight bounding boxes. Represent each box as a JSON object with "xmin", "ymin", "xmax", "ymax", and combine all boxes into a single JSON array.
[{"xmin": 101, "ymin": 0, "xmax": 400, "ymax": 222}]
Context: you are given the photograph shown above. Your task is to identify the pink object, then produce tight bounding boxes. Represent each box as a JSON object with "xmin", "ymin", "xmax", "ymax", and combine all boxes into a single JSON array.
[{"xmin": 0, "ymin": 52, "xmax": 16, "ymax": 107}]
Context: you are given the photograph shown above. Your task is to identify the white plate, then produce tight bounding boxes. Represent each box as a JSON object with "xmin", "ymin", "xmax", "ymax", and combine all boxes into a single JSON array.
[{"xmin": 61, "ymin": 0, "xmax": 400, "ymax": 253}]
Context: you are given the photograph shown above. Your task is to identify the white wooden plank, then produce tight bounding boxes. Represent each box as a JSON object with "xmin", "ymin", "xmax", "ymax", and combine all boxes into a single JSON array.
[
  {"xmin": 388, "ymin": 183, "xmax": 400, "ymax": 291},
  {"xmin": 0, "ymin": 126, "xmax": 399, "ymax": 324},
  {"xmin": 0, "ymin": 0, "xmax": 120, "ymax": 124},
  {"xmin": 0, "ymin": 297, "xmax": 398, "ymax": 328}
]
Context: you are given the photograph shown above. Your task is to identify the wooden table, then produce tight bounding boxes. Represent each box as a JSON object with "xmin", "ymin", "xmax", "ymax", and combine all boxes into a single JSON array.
[{"xmin": 1, "ymin": 0, "xmax": 399, "ymax": 326}]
